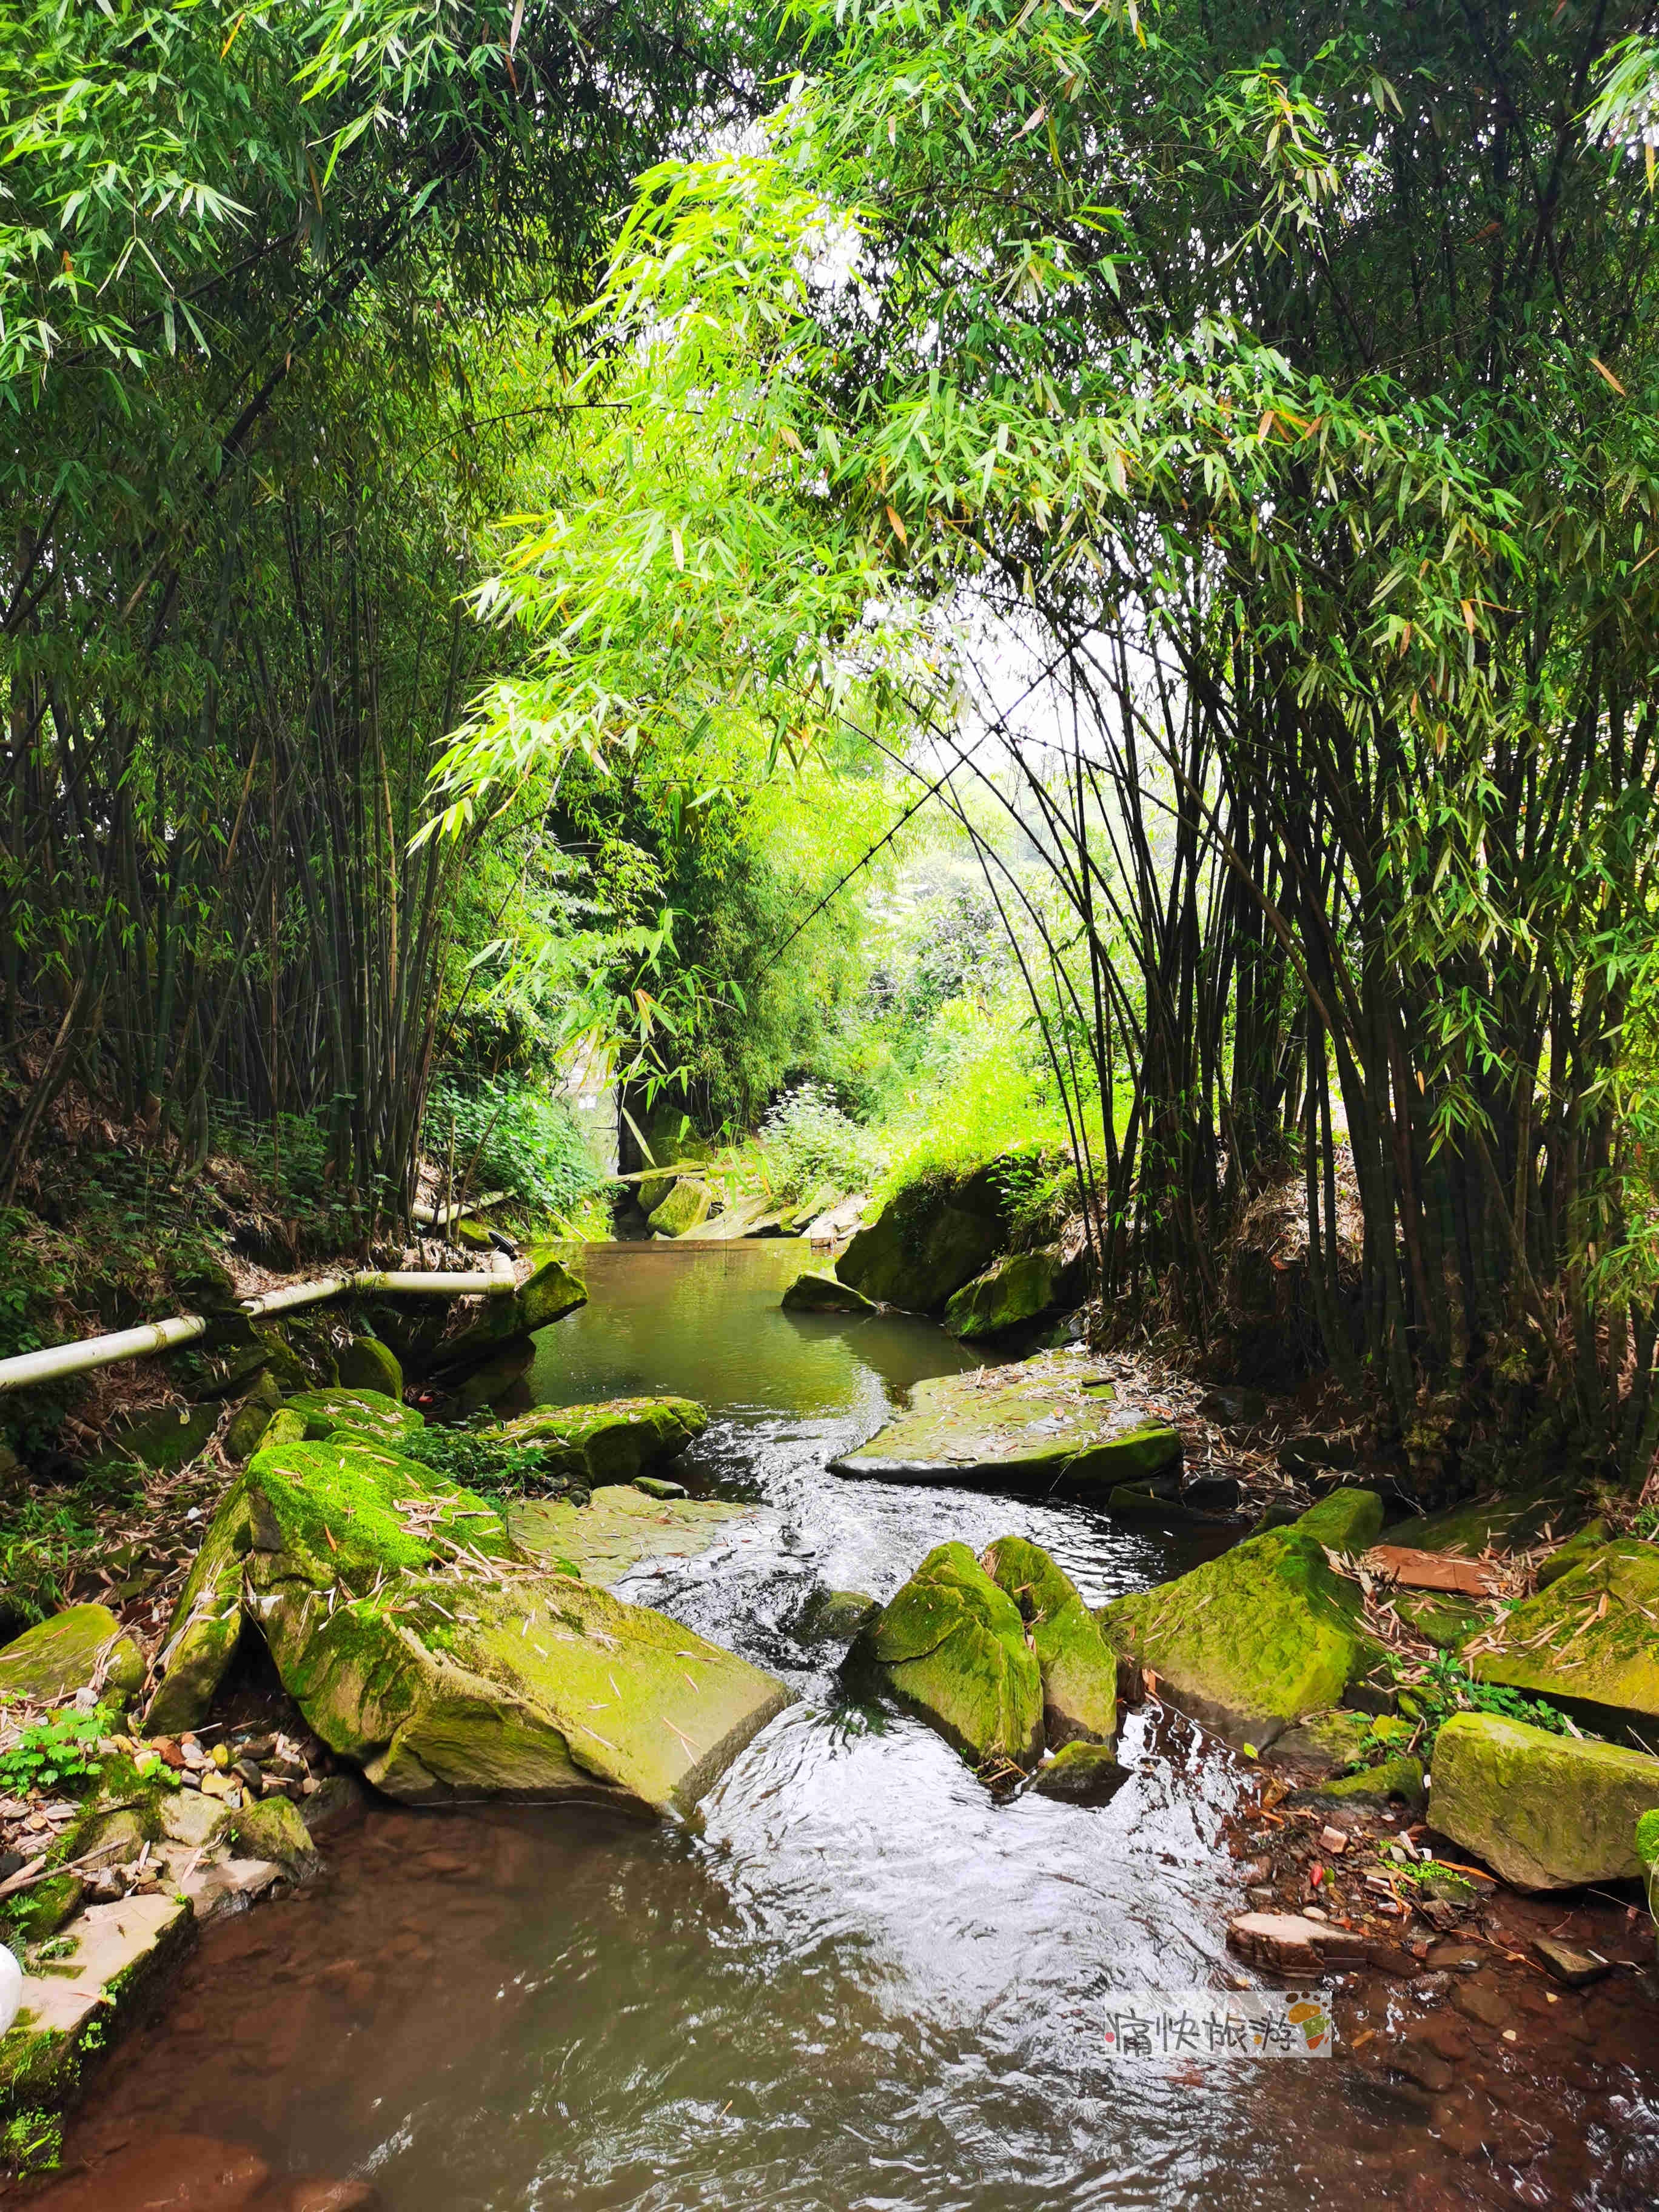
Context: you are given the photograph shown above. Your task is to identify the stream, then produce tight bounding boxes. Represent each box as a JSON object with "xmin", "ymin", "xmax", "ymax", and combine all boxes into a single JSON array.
[{"xmin": 37, "ymin": 1243, "xmax": 1659, "ymax": 2209}]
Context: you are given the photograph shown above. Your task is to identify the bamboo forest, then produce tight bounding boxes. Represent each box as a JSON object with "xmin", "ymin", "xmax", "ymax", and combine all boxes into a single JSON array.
[{"xmin": 2, "ymin": 5, "xmax": 1659, "ymax": 2208}]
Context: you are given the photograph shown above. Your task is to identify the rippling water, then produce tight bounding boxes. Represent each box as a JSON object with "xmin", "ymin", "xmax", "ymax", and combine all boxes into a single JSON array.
[{"xmin": 36, "ymin": 1244, "xmax": 1659, "ymax": 2210}]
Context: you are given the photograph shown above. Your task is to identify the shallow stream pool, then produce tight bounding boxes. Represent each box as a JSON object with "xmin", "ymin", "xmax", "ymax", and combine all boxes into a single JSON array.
[{"xmin": 34, "ymin": 1243, "xmax": 1659, "ymax": 2210}]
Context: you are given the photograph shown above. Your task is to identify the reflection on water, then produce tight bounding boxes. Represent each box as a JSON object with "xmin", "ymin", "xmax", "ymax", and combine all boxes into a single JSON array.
[{"xmin": 38, "ymin": 1245, "xmax": 1659, "ymax": 2211}]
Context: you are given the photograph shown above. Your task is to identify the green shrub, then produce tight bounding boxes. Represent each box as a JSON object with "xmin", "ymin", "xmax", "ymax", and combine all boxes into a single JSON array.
[
  {"xmin": 426, "ymin": 1074, "xmax": 607, "ymax": 1222},
  {"xmin": 0, "ymin": 1706, "xmax": 114, "ymax": 1796},
  {"xmin": 397, "ymin": 1419, "xmax": 589, "ymax": 1504},
  {"xmin": 755, "ymin": 1083, "xmax": 880, "ymax": 1202}
]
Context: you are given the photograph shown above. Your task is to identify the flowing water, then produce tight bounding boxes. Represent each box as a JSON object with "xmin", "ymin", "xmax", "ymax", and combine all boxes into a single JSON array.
[{"xmin": 35, "ymin": 1243, "xmax": 1659, "ymax": 2210}]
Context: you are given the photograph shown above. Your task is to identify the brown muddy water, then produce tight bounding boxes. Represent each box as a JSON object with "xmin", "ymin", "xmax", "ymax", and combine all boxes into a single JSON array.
[{"xmin": 31, "ymin": 1244, "xmax": 1659, "ymax": 2209}]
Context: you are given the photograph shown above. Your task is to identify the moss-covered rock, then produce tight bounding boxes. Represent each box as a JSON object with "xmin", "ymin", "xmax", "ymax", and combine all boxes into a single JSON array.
[
  {"xmin": 252, "ymin": 1407, "xmax": 307, "ymax": 1452},
  {"xmin": 1404, "ymin": 1484, "xmax": 1570, "ymax": 1558},
  {"xmin": 1295, "ymin": 1489, "xmax": 1385, "ymax": 1552},
  {"xmin": 223, "ymin": 1371, "xmax": 285, "ymax": 1461},
  {"xmin": 835, "ymin": 1181, "xmax": 1005, "ymax": 1314},
  {"xmin": 780, "ymin": 1271, "xmax": 877, "ymax": 1316},
  {"xmin": 229, "ymin": 1794, "xmax": 318, "ymax": 1874},
  {"xmin": 145, "ymin": 1483, "xmax": 252, "ymax": 1734},
  {"xmin": 8, "ymin": 1872, "xmax": 84, "ymax": 1944},
  {"xmin": 92, "ymin": 1404, "xmax": 217, "ymax": 1475},
  {"xmin": 944, "ymin": 1248, "xmax": 1083, "ymax": 1341},
  {"xmin": 509, "ymin": 1484, "xmax": 747, "ymax": 1587},
  {"xmin": 232, "ymin": 1435, "xmax": 789, "ymax": 1814},
  {"xmin": 797, "ymin": 1589, "xmax": 879, "ymax": 1643},
  {"xmin": 1315, "ymin": 1754, "xmax": 1425, "ymax": 1809},
  {"xmin": 492, "ymin": 1396, "xmax": 706, "ymax": 1483},
  {"xmin": 1467, "ymin": 1539, "xmax": 1659, "ymax": 1723},
  {"xmin": 1535, "ymin": 1520, "xmax": 1611, "ymax": 1589},
  {"xmin": 636, "ymin": 1170, "xmax": 675, "ymax": 1216},
  {"xmin": 284, "ymin": 1387, "xmax": 426, "ymax": 1446},
  {"xmin": 1392, "ymin": 1590, "xmax": 1486, "ymax": 1651},
  {"xmin": 859, "ymin": 1541, "xmax": 1043, "ymax": 1769},
  {"xmin": 1273, "ymin": 1707, "xmax": 1375, "ymax": 1770},
  {"xmin": 832, "ymin": 1351, "xmax": 1181, "ymax": 1495},
  {"xmin": 1028, "ymin": 1740, "xmax": 1130, "ymax": 1805},
  {"xmin": 1097, "ymin": 1498, "xmax": 1381, "ymax": 1746},
  {"xmin": 646, "ymin": 1179, "xmax": 712, "ymax": 1238},
  {"xmin": 517, "ymin": 1255, "xmax": 588, "ymax": 1332},
  {"xmin": 1430, "ymin": 1712, "xmax": 1659, "ymax": 1889},
  {"xmin": 336, "ymin": 1335, "xmax": 404, "ymax": 1399},
  {"xmin": 980, "ymin": 1534, "xmax": 1118, "ymax": 1748},
  {"xmin": 0, "ymin": 1606, "xmax": 144, "ymax": 1710}
]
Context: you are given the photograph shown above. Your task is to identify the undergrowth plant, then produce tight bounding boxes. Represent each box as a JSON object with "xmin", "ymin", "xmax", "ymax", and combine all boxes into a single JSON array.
[
  {"xmin": 397, "ymin": 1421, "xmax": 589, "ymax": 1504},
  {"xmin": 425, "ymin": 1075, "xmax": 608, "ymax": 1225},
  {"xmin": 0, "ymin": 1706, "xmax": 114, "ymax": 1797}
]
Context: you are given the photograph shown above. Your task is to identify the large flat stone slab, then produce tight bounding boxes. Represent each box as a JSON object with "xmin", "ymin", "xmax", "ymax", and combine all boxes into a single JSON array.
[
  {"xmin": 1430, "ymin": 1712, "xmax": 1659, "ymax": 1889},
  {"xmin": 1467, "ymin": 1538, "xmax": 1659, "ymax": 1725},
  {"xmin": 0, "ymin": 1892, "xmax": 193, "ymax": 2116},
  {"xmin": 510, "ymin": 1484, "xmax": 751, "ymax": 1586},
  {"xmin": 830, "ymin": 1351, "xmax": 1180, "ymax": 1494}
]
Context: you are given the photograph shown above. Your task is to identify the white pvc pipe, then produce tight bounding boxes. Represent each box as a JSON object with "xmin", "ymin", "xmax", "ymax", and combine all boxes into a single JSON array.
[
  {"xmin": 0, "ymin": 1255, "xmax": 517, "ymax": 1395},
  {"xmin": 0, "ymin": 1313, "xmax": 208, "ymax": 1393}
]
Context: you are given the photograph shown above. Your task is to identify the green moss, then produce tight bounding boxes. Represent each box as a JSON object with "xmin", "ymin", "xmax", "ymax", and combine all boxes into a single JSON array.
[
  {"xmin": 0, "ymin": 1605, "xmax": 144, "ymax": 1710},
  {"xmin": 1469, "ymin": 1538, "xmax": 1659, "ymax": 1720},
  {"xmin": 1315, "ymin": 1754, "xmax": 1425, "ymax": 1809},
  {"xmin": 864, "ymin": 1541, "xmax": 1044, "ymax": 1768},
  {"xmin": 145, "ymin": 1483, "xmax": 252, "ymax": 1734},
  {"xmin": 247, "ymin": 1436, "xmax": 512, "ymax": 1584},
  {"xmin": 7, "ymin": 1874, "xmax": 83, "ymax": 1945},
  {"xmin": 1099, "ymin": 1527, "xmax": 1376, "ymax": 1742},
  {"xmin": 1535, "ymin": 1520, "xmax": 1610, "ymax": 1589},
  {"xmin": 1295, "ymin": 1490, "xmax": 1384, "ymax": 1551},
  {"xmin": 1393, "ymin": 1590, "xmax": 1485, "ymax": 1651},
  {"xmin": 944, "ymin": 1248, "xmax": 1080, "ymax": 1341},
  {"xmin": 1406, "ymin": 1483, "xmax": 1570, "ymax": 1557},
  {"xmin": 980, "ymin": 1534, "xmax": 1118, "ymax": 1748},
  {"xmin": 646, "ymin": 1180, "xmax": 712, "ymax": 1237},
  {"xmin": 493, "ymin": 1398, "xmax": 706, "ymax": 1483},
  {"xmin": 517, "ymin": 1255, "xmax": 588, "ymax": 1331},
  {"xmin": 283, "ymin": 1388, "xmax": 426, "ymax": 1445},
  {"xmin": 336, "ymin": 1335, "xmax": 404, "ymax": 1399},
  {"xmin": 781, "ymin": 1272, "xmax": 876, "ymax": 1316},
  {"xmin": 1432, "ymin": 1711, "xmax": 1659, "ymax": 1889}
]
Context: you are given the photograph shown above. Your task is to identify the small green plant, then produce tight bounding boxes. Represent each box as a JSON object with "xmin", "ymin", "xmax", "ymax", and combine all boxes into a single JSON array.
[
  {"xmin": 0, "ymin": 1706, "xmax": 114, "ymax": 1796},
  {"xmin": 1, "ymin": 2108, "xmax": 62, "ymax": 2178},
  {"xmin": 1390, "ymin": 1652, "xmax": 1579, "ymax": 1760},
  {"xmin": 397, "ymin": 1422, "xmax": 588, "ymax": 1504},
  {"xmin": 1637, "ymin": 1810, "xmax": 1659, "ymax": 1952}
]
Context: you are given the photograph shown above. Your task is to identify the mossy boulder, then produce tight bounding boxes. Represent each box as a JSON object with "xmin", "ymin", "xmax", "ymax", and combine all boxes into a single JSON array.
[
  {"xmin": 1097, "ymin": 1496, "xmax": 1383, "ymax": 1746},
  {"xmin": 1295, "ymin": 1489, "xmax": 1385, "ymax": 1552},
  {"xmin": 0, "ymin": 1605, "xmax": 144, "ymax": 1710},
  {"xmin": 283, "ymin": 1387, "xmax": 426, "ymax": 1446},
  {"xmin": 1430, "ymin": 1711, "xmax": 1659, "ymax": 1889},
  {"xmin": 1467, "ymin": 1538, "xmax": 1659, "ymax": 1724},
  {"xmin": 492, "ymin": 1396, "xmax": 706, "ymax": 1483},
  {"xmin": 797, "ymin": 1589, "xmax": 880, "ymax": 1643},
  {"xmin": 781, "ymin": 1271, "xmax": 877, "ymax": 1316},
  {"xmin": 1029, "ymin": 1740, "xmax": 1130, "ymax": 1805},
  {"xmin": 517, "ymin": 1255, "xmax": 587, "ymax": 1332},
  {"xmin": 223, "ymin": 1371, "xmax": 285, "ymax": 1461},
  {"xmin": 336, "ymin": 1335, "xmax": 404, "ymax": 1399},
  {"xmin": 858, "ymin": 1541, "xmax": 1043, "ymax": 1769},
  {"xmin": 228, "ymin": 1795, "xmax": 318, "ymax": 1874},
  {"xmin": 832, "ymin": 1351, "xmax": 1181, "ymax": 1495},
  {"xmin": 1404, "ymin": 1483, "xmax": 1570, "ymax": 1558},
  {"xmin": 980, "ymin": 1534, "xmax": 1118, "ymax": 1748},
  {"xmin": 647, "ymin": 1179, "xmax": 712, "ymax": 1238},
  {"xmin": 944, "ymin": 1247, "xmax": 1083, "ymax": 1341},
  {"xmin": 636, "ymin": 1170, "xmax": 676, "ymax": 1216},
  {"xmin": 226, "ymin": 1435, "xmax": 789, "ymax": 1813},
  {"xmin": 836, "ymin": 1178, "xmax": 1006, "ymax": 1314},
  {"xmin": 1392, "ymin": 1590, "xmax": 1486, "ymax": 1651},
  {"xmin": 1535, "ymin": 1520, "xmax": 1611, "ymax": 1590},
  {"xmin": 509, "ymin": 1483, "xmax": 746, "ymax": 1587},
  {"xmin": 1314, "ymin": 1754, "xmax": 1424, "ymax": 1810},
  {"xmin": 146, "ymin": 1483, "xmax": 253, "ymax": 1734},
  {"xmin": 92, "ymin": 1404, "xmax": 217, "ymax": 1475}
]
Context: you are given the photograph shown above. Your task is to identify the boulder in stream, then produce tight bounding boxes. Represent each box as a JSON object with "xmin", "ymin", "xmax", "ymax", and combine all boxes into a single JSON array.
[
  {"xmin": 780, "ymin": 1271, "xmax": 877, "ymax": 1316},
  {"xmin": 648, "ymin": 1179, "xmax": 712, "ymax": 1237},
  {"xmin": 943, "ymin": 1247, "xmax": 1083, "ymax": 1341},
  {"xmin": 151, "ymin": 1435, "xmax": 791, "ymax": 1816},
  {"xmin": 857, "ymin": 1541, "xmax": 1043, "ymax": 1769},
  {"xmin": 1097, "ymin": 1494, "xmax": 1385, "ymax": 1747},
  {"xmin": 980, "ymin": 1534, "xmax": 1118, "ymax": 1748},
  {"xmin": 831, "ymin": 1350, "xmax": 1180, "ymax": 1495},
  {"xmin": 491, "ymin": 1396, "xmax": 706, "ymax": 1483},
  {"xmin": 1028, "ymin": 1740, "xmax": 1130, "ymax": 1805},
  {"xmin": 834, "ymin": 1167, "xmax": 1011, "ymax": 1313},
  {"xmin": 1430, "ymin": 1712, "xmax": 1659, "ymax": 1889}
]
